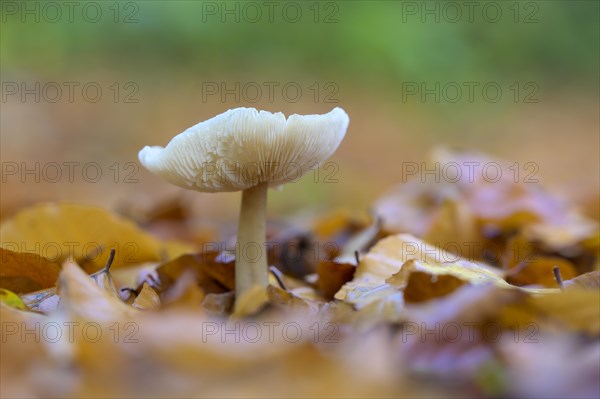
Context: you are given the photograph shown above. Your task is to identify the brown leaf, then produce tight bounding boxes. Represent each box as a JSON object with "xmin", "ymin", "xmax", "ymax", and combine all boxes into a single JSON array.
[
  {"xmin": 317, "ymin": 260, "xmax": 356, "ymax": 300},
  {"xmin": 337, "ymin": 234, "xmax": 510, "ymax": 305},
  {"xmin": 156, "ymin": 251, "xmax": 234, "ymax": 294},
  {"xmin": 400, "ymin": 269, "xmax": 466, "ymax": 303},
  {"xmin": 386, "ymin": 258, "xmax": 508, "ymax": 303},
  {"xmin": 0, "ymin": 248, "xmax": 61, "ymax": 294}
]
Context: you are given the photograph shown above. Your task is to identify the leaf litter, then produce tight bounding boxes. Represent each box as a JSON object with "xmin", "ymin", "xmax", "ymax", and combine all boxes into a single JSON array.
[{"xmin": 0, "ymin": 148, "xmax": 598, "ymax": 398}]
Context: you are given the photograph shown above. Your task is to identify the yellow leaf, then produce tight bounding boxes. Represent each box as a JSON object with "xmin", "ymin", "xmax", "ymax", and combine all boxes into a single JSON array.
[
  {"xmin": 0, "ymin": 203, "xmax": 170, "ymax": 272},
  {"xmin": 528, "ymin": 290, "xmax": 600, "ymax": 335},
  {"xmin": 506, "ymin": 257, "xmax": 577, "ymax": 288},
  {"xmin": 231, "ymin": 285, "xmax": 268, "ymax": 319},
  {"xmin": 132, "ymin": 282, "xmax": 161, "ymax": 310},
  {"xmin": 0, "ymin": 288, "xmax": 28, "ymax": 310}
]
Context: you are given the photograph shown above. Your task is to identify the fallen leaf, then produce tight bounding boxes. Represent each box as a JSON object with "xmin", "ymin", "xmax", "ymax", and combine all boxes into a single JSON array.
[
  {"xmin": 266, "ymin": 285, "xmax": 315, "ymax": 312},
  {"xmin": 57, "ymin": 260, "xmax": 137, "ymax": 321},
  {"xmin": 0, "ymin": 203, "xmax": 187, "ymax": 272},
  {"xmin": 0, "ymin": 248, "xmax": 61, "ymax": 293},
  {"xmin": 19, "ymin": 252, "xmax": 122, "ymax": 313},
  {"xmin": 338, "ymin": 287, "xmax": 405, "ymax": 331},
  {"xmin": 156, "ymin": 252, "xmax": 234, "ymax": 294},
  {"xmin": 19, "ymin": 287, "xmax": 60, "ymax": 313},
  {"xmin": 563, "ymin": 271, "xmax": 600, "ymax": 290},
  {"xmin": 161, "ymin": 269, "xmax": 206, "ymax": 309},
  {"xmin": 317, "ymin": 260, "xmax": 356, "ymax": 300},
  {"xmin": 387, "ymin": 259, "xmax": 509, "ymax": 303},
  {"xmin": 423, "ymin": 199, "xmax": 480, "ymax": 257},
  {"xmin": 394, "ymin": 267, "xmax": 465, "ymax": 303},
  {"xmin": 527, "ymin": 290, "xmax": 600, "ymax": 335},
  {"xmin": 231, "ymin": 285, "xmax": 268, "ymax": 318},
  {"xmin": 202, "ymin": 291, "xmax": 235, "ymax": 315},
  {"xmin": 336, "ymin": 234, "xmax": 508, "ymax": 304},
  {"xmin": 0, "ymin": 288, "xmax": 28, "ymax": 310},
  {"xmin": 132, "ymin": 282, "xmax": 161, "ymax": 310}
]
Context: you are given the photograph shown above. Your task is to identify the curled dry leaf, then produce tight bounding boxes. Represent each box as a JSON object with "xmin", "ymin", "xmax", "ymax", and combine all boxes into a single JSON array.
[
  {"xmin": 110, "ymin": 262, "xmax": 159, "ymax": 291},
  {"xmin": 20, "ymin": 287, "xmax": 60, "ymax": 313},
  {"xmin": 57, "ymin": 261, "xmax": 137, "ymax": 321},
  {"xmin": 19, "ymin": 254, "xmax": 121, "ymax": 313},
  {"xmin": 0, "ymin": 248, "xmax": 61, "ymax": 294},
  {"xmin": 386, "ymin": 259, "xmax": 509, "ymax": 303},
  {"xmin": 132, "ymin": 282, "xmax": 161, "ymax": 310},
  {"xmin": 336, "ymin": 234, "xmax": 508, "ymax": 305},
  {"xmin": 563, "ymin": 271, "xmax": 600, "ymax": 291},
  {"xmin": 89, "ymin": 249, "xmax": 120, "ymax": 297},
  {"xmin": 0, "ymin": 203, "xmax": 192, "ymax": 272}
]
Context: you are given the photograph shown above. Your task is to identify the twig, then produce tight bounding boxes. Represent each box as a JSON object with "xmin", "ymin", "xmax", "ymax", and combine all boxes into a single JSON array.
[
  {"xmin": 354, "ymin": 250, "xmax": 360, "ymax": 265},
  {"xmin": 553, "ymin": 266, "xmax": 564, "ymax": 290},
  {"xmin": 269, "ymin": 266, "xmax": 287, "ymax": 291}
]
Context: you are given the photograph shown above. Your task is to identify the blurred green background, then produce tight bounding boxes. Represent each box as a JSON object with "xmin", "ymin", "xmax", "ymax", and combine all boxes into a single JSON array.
[{"xmin": 1, "ymin": 0, "xmax": 599, "ymax": 222}]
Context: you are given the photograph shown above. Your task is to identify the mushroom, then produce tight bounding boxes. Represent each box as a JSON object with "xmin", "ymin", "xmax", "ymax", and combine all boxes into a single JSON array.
[{"xmin": 138, "ymin": 107, "xmax": 349, "ymax": 299}]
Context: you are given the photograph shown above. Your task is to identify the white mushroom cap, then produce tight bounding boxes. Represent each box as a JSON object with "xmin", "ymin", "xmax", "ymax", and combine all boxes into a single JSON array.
[{"xmin": 138, "ymin": 107, "xmax": 349, "ymax": 192}]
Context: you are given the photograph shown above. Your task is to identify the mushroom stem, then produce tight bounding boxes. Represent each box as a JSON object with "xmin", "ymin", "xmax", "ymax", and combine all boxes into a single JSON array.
[{"xmin": 236, "ymin": 181, "xmax": 269, "ymax": 299}]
